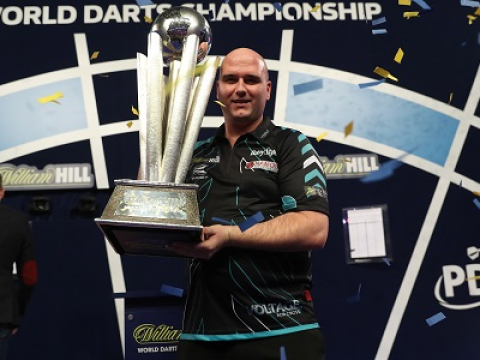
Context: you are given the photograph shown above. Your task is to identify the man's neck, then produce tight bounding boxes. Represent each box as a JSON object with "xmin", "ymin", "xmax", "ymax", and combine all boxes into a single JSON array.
[{"xmin": 224, "ymin": 117, "xmax": 263, "ymax": 146}]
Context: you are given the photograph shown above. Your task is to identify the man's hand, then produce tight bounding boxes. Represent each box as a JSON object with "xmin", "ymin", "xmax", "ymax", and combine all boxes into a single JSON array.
[{"xmin": 168, "ymin": 225, "xmax": 236, "ymax": 259}]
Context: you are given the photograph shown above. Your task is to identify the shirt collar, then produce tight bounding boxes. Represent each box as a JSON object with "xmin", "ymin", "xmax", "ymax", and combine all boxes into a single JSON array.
[{"xmin": 210, "ymin": 117, "xmax": 275, "ymax": 147}]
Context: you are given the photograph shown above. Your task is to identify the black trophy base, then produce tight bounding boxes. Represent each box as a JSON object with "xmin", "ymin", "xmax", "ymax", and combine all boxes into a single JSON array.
[{"xmin": 97, "ymin": 220, "xmax": 202, "ymax": 257}]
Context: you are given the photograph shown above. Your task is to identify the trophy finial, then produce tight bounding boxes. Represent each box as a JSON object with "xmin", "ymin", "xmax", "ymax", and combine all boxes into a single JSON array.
[{"xmin": 151, "ymin": 6, "xmax": 212, "ymax": 64}]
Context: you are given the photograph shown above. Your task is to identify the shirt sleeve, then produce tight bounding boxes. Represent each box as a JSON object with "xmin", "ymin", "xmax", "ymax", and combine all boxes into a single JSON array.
[{"xmin": 277, "ymin": 129, "xmax": 329, "ymax": 216}]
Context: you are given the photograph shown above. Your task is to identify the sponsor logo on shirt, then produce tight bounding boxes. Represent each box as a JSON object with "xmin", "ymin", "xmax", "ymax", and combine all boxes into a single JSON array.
[
  {"xmin": 246, "ymin": 300, "xmax": 302, "ymax": 318},
  {"xmin": 191, "ymin": 156, "xmax": 220, "ymax": 163},
  {"xmin": 191, "ymin": 164, "xmax": 210, "ymax": 180},
  {"xmin": 305, "ymin": 186, "xmax": 328, "ymax": 199},
  {"xmin": 240, "ymin": 158, "xmax": 278, "ymax": 173},
  {"xmin": 250, "ymin": 148, "xmax": 277, "ymax": 157}
]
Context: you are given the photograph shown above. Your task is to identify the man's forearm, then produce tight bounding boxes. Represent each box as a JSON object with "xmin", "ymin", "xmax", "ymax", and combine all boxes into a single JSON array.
[{"xmin": 227, "ymin": 211, "xmax": 328, "ymax": 251}]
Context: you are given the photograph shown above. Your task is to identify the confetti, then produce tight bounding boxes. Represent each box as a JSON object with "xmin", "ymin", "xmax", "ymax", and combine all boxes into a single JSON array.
[
  {"xmin": 144, "ymin": 16, "xmax": 153, "ymax": 23},
  {"xmin": 126, "ymin": 121, "xmax": 133, "ymax": 128},
  {"xmin": 212, "ymin": 216, "xmax": 231, "ymax": 224},
  {"xmin": 344, "ymin": 121, "xmax": 354, "ymax": 138},
  {"xmin": 136, "ymin": 0, "xmax": 154, "ymax": 6},
  {"xmin": 449, "ymin": 92, "xmax": 454, "ymax": 104},
  {"xmin": 398, "ymin": 0, "xmax": 411, "ymax": 5},
  {"xmin": 467, "ymin": 14, "xmax": 477, "ymax": 24},
  {"xmin": 316, "ymin": 131, "xmax": 327, "ymax": 142},
  {"xmin": 473, "ymin": 191, "xmax": 480, "ymax": 196},
  {"xmin": 474, "ymin": 198, "xmax": 480, "ymax": 209},
  {"xmin": 311, "ymin": 4, "xmax": 321, "ymax": 12},
  {"xmin": 215, "ymin": 100, "xmax": 226, "ymax": 107},
  {"xmin": 383, "ymin": 258, "xmax": 391, "ymax": 266},
  {"xmin": 467, "ymin": 246, "xmax": 480, "ymax": 260},
  {"xmin": 37, "ymin": 91, "xmax": 63, "ymax": 104},
  {"xmin": 346, "ymin": 283, "xmax": 362, "ymax": 304},
  {"xmin": 475, "ymin": 6, "xmax": 480, "ymax": 15},
  {"xmin": 360, "ymin": 159, "xmax": 403, "ymax": 183},
  {"xmin": 238, "ymin": 211, "xmax": 265, "ymax": 232},
  {"xmin": 466, "ymin": 275, "xmax": 480, "ymax": 281},
  {"xmin": 131, "ymin": 105, "xmax": 139, "ymax": 116},
  {"xmin": 97, "ymin": 74, "xmax": 110, "ymax": 77},
  {"xmin": 160, "ymin": 284, "xmax": 184, "ymax": 298},
  {"xmin": 372, "ymin": 16, "xmax": 386, "ymax": 26},
  {"xmin": 90, "ymin": 51, "xmax": 100, "ymax": 60},
  {"xmin": 394, "ymin": 48, "xmax": 404, "ymax": 63},
  {"xmin": 372, "ymin": 29, "xmax": 388, "ymax": 35},
  {"xmin": 461, "ymin": 0, "xmax": 480, "ymax": 7},
  {"xmin": 280, "ymin": 346, "xmax": 287, "ymax": 360},
  {"xmin": 274, "ymin": 2, "xmax": 283, "ymax": 11},
  {"xmin": 358, "ymin": 79, "xmax": 386, "ymax": 89},
  {"xmin": 413, "ymin": 0, "xmax": 431, "ymax": 10},
  {"xmin": 374, "ymin": 66, "xmax": 399, "ymax": 82},
  {"xmin": 293, "ymin": 79, "xmax": 323, "ymax": 96},
  {"xmin": 208, "ymin": 9, "xmax": 215, "ymax": 21},
  {"xmin": 425, "ymin": 312, "xmax": 446, "ymax": 326},
  {"xmin": 403, "ymin": 11, "xmax": 420, "ymax": 18}
]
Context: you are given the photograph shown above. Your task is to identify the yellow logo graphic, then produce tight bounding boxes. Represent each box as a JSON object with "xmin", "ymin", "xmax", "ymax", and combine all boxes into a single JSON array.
[{"xmin": 133, "ymin": 324, "xmax": 182, "ymax": 344}]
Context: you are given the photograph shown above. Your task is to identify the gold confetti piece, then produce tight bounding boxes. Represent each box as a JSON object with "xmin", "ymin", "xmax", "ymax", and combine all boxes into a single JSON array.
[
  {"xmin": 98, "ymin": 74, "xmax": 110, "ymax": 77},
  {"xmin": 473, "ymin": 191, "xmax": 480, "ymax": 197},
  {"xmin": 144, "ymin": 16, "xmax": 153, "ymax": 23},
  {"xmin": 398, "ymin": 0, "xmax": 411, "ymax": 5},
  {"xmin": 373, "ymin": 66, "xmax": 399, "ymax": 82},
  {"xmin": 90, "ymin": 51, "xmax": 100, "ymax": 60},
  {"xmin": 316, "ymin": 131, "xmax": 327, "ymax": 142},
  {"xmin": 403, "ymin": 11, "xmax": 420, "ymax": 19},
  {"xmin": 344, "ymin": 121, "xmax": 354, "ymax": 138},
  {"xmin": 38, "ymin": 91, "xmax": 63, "ymax": 104},
  {"xmin": 131, "ymin": 105, "xmax": 139, "ymax": 116},
  {"xmin": 466, "ymin": 275, "xmax": 480, "ymax": 281},
  {"xmin": 467, "ymin": 15, "xmax": 477, "ymax": 25},
  {"xmin": 475, "ymin": 7, "xmax": 480, "ymax": 16},
  {"xmin": 449, "ymin": 92, "xmax": 453, "ymax": 104},
  {"xmin": 343, "ymin": 158, "xmax": 351, "ymax": 163},
  {"xmin": 311, "ymin": 4, "xmax": 321, "ymax": 12},
  {"xmin": 126, "ymin": 121, "xmax": 133, "ymax": 128},
  {"xmin": 394, "ymin": 48, "xmax": 404, "ymax": 64},
  {"xmin": 215, "ymin": 100, "xmax": 226, "ymax": 107}
]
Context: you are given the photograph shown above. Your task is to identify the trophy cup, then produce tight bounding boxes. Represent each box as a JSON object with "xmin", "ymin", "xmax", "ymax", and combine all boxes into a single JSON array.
[{"xmin": 95, "ymin": 7, "xmax": 219, "ymax": 257}]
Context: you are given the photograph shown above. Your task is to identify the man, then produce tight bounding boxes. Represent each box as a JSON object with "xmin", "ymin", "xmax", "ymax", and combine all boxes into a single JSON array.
[
  {"xmin": 171, "ymin": 48, "xmax": 329, "ymax": 360},
  {"xmin": 0, "ymin": 174, "xmax": 37, "ymax": 360}
]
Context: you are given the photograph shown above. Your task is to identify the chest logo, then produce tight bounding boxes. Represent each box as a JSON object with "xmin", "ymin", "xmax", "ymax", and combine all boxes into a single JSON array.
[{"xmin": 240, "ymin": 158, "xmax": 278, "ymax": 173}]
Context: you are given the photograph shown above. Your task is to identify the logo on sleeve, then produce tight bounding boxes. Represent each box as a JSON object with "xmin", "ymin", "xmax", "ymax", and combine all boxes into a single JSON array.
[{"xmin": 304, "ymin": 186, "xmax": 328, "ymax": 199}]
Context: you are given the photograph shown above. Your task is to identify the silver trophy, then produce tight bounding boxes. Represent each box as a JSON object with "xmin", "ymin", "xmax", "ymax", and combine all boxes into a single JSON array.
[{"xmin": 95, "ymin": 7, "xmax": 219, "ymax": 257}]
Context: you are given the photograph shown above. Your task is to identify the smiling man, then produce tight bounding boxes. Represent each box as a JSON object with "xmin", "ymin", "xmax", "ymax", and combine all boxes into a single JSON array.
[{"xmin": 171, "ymin": 48, "xmax": 330, "ymax": 360}]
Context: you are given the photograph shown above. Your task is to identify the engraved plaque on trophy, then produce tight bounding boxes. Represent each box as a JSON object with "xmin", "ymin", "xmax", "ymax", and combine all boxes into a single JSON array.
[{"xmin": 95, "ymin": 7, "xmax": 219, "ymax": 257}]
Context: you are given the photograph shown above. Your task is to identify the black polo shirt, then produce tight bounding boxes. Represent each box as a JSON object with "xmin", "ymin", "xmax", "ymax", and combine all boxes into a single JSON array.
[{"xmin": 181, "ymin": 117, "xmax": 329, "ymax": 341}]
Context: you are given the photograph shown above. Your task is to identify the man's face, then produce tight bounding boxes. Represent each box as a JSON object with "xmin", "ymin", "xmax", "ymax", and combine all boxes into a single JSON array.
[{"xmin": 216, "ymin": 51, "xmax": 271, "ymax": 125}]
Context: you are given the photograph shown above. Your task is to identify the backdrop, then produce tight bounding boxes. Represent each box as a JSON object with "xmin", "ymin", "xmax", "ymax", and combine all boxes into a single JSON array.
[{"xmin": 1, "ymin": 1, "xmax": 480, "ymax": 359}]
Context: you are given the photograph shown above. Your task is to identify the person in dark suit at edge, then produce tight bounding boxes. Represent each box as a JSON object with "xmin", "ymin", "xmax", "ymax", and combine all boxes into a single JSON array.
[{"xmin": 0, "ymin": 174, "xmax": 37, "ymax": 360}]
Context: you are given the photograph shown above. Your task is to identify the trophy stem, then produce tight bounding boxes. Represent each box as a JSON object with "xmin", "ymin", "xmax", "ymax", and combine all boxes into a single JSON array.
[
  {"xmin": 175, "ymin": 56, "xmax": 220, "ymax": 183},
  {"xmin": 137, "ymin": 53, "xmax": 148, "ymax": 180},
  {"xmin": 159, "ymin": 34, "xmax": 199, "ymax": 183},
  {"xmin": 164, "ymin": 60, "xmax": 181, "ymax": 155},
  {"xmin": 145, "ymin": 32, "xmax": 165, "ymax": 182}
]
